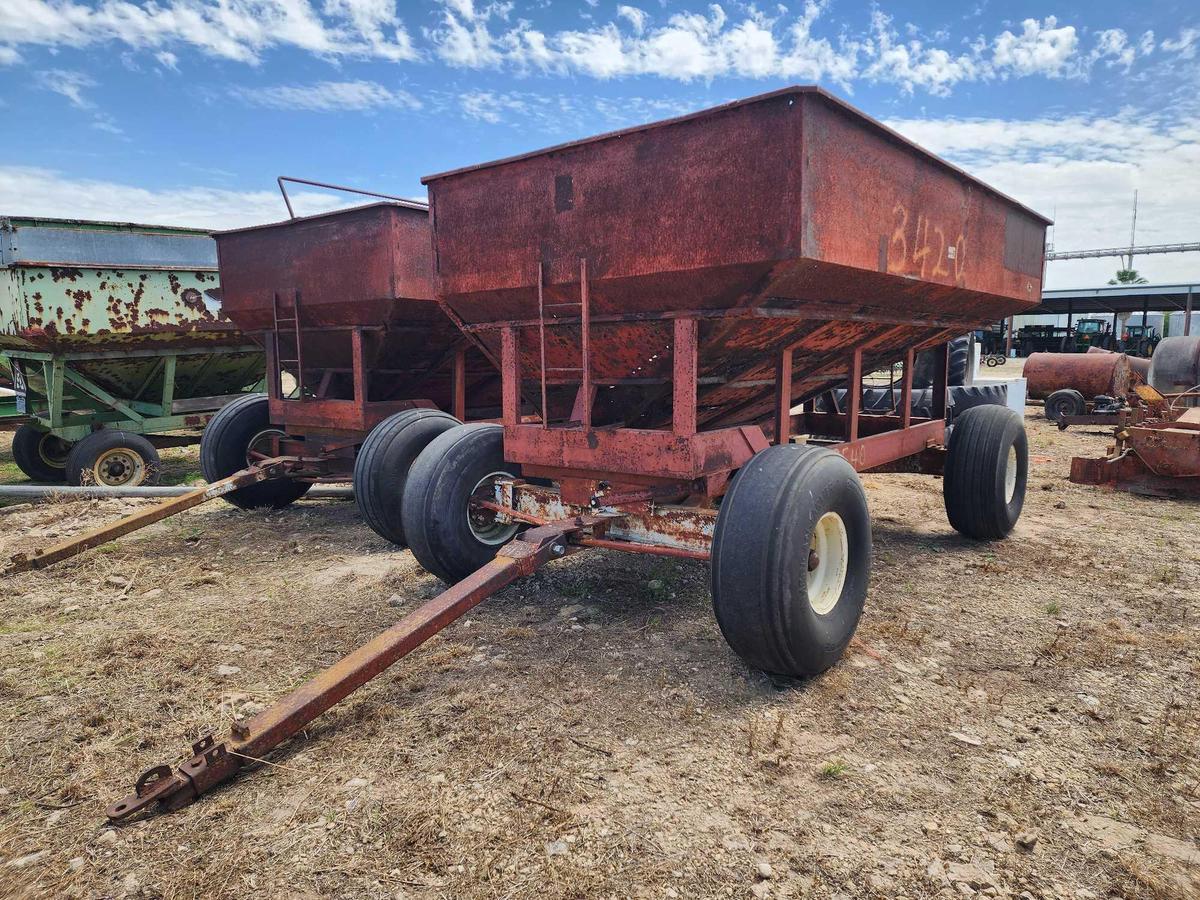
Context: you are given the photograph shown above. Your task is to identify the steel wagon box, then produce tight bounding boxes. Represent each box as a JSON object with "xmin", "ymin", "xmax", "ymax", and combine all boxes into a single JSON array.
[
  {"xmin": 424, "ymin": 86, "xmax": 1047, "ymax": 432},
  {"xmin": 215, "ymin": 202, "xmax": 495, "ymax": 432}
]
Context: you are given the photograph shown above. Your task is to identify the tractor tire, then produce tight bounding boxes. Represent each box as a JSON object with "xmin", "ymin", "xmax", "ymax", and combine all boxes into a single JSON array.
[
  {"xmin": 913, "ymin": 335, "xmax": 970, "ymax": 389},
  {"xmin": 401, "ymin": 424, "xmax": 522, "ymax": 584},
  {"xmin": 711, "ymin": 445, "xmax": 871, "ymax": 678},
  {"xmin": 199, "ymin": 393, "xmax": 310, "ymax": 509},
  {"xmin": 66, "ymin": 430, "xmax": 161, "ymax": 487},
  {"xmin": 11, "ymin": 424, "xmax": 72, "ymax": 482},
  {"xmin": 354, "ymin": 409, "xmax": 462, "ymax": 547},
  {"xmin": 943, "ymin": 405, "xmax": 1027, "ymax": 540},
  {"xmin": 1044, "ymin": 389, "xmax": 1086, "ymax": 422}
]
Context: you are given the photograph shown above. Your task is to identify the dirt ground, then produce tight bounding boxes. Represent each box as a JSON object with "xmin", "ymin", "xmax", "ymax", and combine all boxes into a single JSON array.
[{"xmin": 1, "ymin": 399, "xmax": 1198, "ymax": 899}]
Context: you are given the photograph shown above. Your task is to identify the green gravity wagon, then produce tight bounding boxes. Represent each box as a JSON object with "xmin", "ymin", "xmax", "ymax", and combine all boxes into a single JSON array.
[{"xmin": 0, "ymin": 216, "xmax": 264, "ymax": 486}]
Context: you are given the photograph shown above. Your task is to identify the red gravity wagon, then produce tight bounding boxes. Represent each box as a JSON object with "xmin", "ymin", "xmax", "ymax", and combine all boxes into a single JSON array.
[{"xmin": 106, "ymin": 87, "xmax": 1047, "ymax": 821}]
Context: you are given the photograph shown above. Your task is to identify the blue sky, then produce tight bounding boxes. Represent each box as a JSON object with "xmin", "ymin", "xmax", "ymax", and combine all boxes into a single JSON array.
[{"xmin": 1, "ymin": 0, "xmax": 1198, "ymax": 287}]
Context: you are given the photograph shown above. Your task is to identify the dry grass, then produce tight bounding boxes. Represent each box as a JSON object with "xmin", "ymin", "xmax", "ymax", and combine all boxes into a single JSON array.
[{"xmin": 0, "ymin": 409, "xmax": 1198, "ymax": 899}]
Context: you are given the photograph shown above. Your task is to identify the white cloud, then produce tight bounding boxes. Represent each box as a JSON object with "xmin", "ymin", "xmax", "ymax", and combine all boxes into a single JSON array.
[
  {"xmin": 448, "ymin": 88, "xmax": 697, "ymax": 132},
  {"xmin": 0, "ymin": 0, "xmax": 419, "ymax": 65},
  {"xmin": 427, "ymin": 0, "xmax": 506, "ymax": 67},
  {"xmin": 1162, "ymin": 27, "xmax": 1199, "ymax": 59},
  {"xmin": 35, "ymin": 69, "xmax": 95, "ymax": 108},
  {"xmin": 0, "ymin": 165, "xmax": 366, "ymax": 228},
  {"xmin": 990, "ymin": 16, "xmax": 1077, "ymax": 78},
  {"xmin": 0, "ymin": 2, "xmax": 1178, "ymax": 103},
  {"xmin": 865, "ymin": 11, "xmax": 979, "ymax": 96},
  {"xmin": 233, "ymin": 79, "xmax": 421, "ymax": 112},
  {"xmin": 886, "ymin": 111, "xmax": 1200, "ymax": 288},
  {"xmin": 420, "ymin": 2, "xmax": 1145, "ymax": 96},
  {"xmin": 459, "ymin": 89, "xmax": 525, "ymax": 123},
  {"xmin": 1088, "ymin": 28, "xmax": 1135, "ymax": 71},
  {"xmin": 616, "ymin": 5, "xmax": 646, "ymax": 35}
]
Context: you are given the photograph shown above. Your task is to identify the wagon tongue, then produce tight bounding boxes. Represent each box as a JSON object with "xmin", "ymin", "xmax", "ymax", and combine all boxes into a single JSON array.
[{"xmin": 106, "ymin": 515, "xmax": 607, "ymax": 823}]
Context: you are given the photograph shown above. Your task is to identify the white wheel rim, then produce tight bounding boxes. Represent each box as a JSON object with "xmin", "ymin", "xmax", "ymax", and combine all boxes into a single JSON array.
[
  {"xmin": 807, "ymin": 511, "xmax": 849, "ymax": 615},
  {"xmin": 92, "ymin": 448, "xmax": 146, "ymax": 487},
  {"xmin": 246, "ymin": 428, "xmax": 287, "ymax": 465},
  {"xmin": 467, "ymin": 471, "xmax": 519, "ymax": 546},
  {"xmin": 1004, "ymin": 446, "xmax": 1018, "ymax": 504}
]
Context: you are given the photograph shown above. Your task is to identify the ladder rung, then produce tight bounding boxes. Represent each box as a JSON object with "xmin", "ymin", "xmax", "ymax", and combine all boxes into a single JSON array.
[
  {"xmin": 544, "ymin": 302, "xmax": 581, "ymax": 308},
  {"xmin": 546, "ymin": 367, "xmax": 583, "ymax": 372},
  {"xmin": 280, "ymin": 359, "xmax": 300, "ymax": 365}
]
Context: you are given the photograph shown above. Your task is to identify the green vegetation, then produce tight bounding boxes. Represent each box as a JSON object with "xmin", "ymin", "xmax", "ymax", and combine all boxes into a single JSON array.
[{"xmin": 818, "ymin": 760, "xmax": 848, "ymax": 779}]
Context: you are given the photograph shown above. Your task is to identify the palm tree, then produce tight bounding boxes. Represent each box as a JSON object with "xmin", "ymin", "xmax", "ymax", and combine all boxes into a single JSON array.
[{"xmin": 1109, "ymin": 268, "xmax": 1148, "ymax": 285}]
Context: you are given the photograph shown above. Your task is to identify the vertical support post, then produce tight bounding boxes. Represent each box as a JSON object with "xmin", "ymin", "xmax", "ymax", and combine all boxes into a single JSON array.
[
  {"xmin": 1064, "ymin": 300, "xmax": 1074, "ymax": 351},
  {"xmin": 160, "ymin": 353, "xmax": 177, "ymax": 415},
  {"xmin": 452, "ymin": 346, "xmax": 467, "ymax": 421},
  {"xmin": 1004, "ymin": 316, "xmax": 1013, "ymax": 357},
  {"xmin": 265, "ymin": 331, "xmax": 279, "ymax": 401},
  {"xmin": 48, "ymin": 358, "xmax": 65, "ymax": 429},
  {"xmin": 774, "ymin": 344, "xmax": 793, "ymax": 445},
  {"xmin": 1186, "ymin": 286, "xmax": 1193, "ymax": 337},
  {"xmin": 579, "ymin": 258, "xmax": 592, "ymax": 429},
  {"xmin": 1142, "ymin": 297, "xmax": 1149, "ymax": 330},
  {"xmin": 932, "ymin": 342, "xmax": 949, "ymax": 422},
  {"xmin": 1113, "ymin": 311, "xmax": 1119, "ymax": 348},
  {"xmin": 673, "ymin": 317, "xmax": 698, "ymax": 438},
  {"xmin": 351, "ymin": 328, "xmax": 366, "ymax": 403},
  {"xmin": 536, "ymin": 262, "xmax": 548, "ymax": 427},
  {"xmin": 293, "ymin": 290, "xmax": 305, "ymax": 402},
  {"xmin": 501, "ymin": 326, "xmax": 520, "ymax": 428},
  {"xmin": 845, "ymin": 348, "xmax": 862, "ymax": 442},
  {"xmin": 901, "ymin": 347, "xmax": 914, "ymax": 429}
]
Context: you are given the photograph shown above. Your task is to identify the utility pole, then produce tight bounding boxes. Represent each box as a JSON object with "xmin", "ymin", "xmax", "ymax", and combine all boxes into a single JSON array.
[{"xmin": 1124, "ymin": 190, "xmax": 1138, "ymax": 271}]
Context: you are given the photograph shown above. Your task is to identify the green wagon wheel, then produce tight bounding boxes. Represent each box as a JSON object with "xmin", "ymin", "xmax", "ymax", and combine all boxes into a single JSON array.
[
  {"xmin": 65, "ymin": 431, "xmax": 161, "ymax": 488},
  {"xmin": 11, "ymin": 424, "xmax": 73, "ymax": 482}
]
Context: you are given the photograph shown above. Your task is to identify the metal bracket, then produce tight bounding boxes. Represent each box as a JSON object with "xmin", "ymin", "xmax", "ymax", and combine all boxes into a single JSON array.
[{"xmin": 276, "ymin": 176, "xmax": 427, "ymax": 219}]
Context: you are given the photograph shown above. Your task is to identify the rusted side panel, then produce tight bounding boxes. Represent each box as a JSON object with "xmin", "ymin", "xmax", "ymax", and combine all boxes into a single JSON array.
[
  {"xmin": 1087, "ymin": 346, "xmax": 1150, "ymax": 382},
  {"xmin": 217, "ymin": 203, "xmax": 498, "ymax": 418},
  {"xmin": 0, "ymin": 266, "xmax": 238, "ymax": 352},
  {"xmin": 215, "ymin": 203, "xmax": 435, "ymax": 332},
  {"xmin": 799, "ymin": 94, "xmax": 1044, "ymax": 307},
  {"xmin": 0, "ymin": 217, "xmax": 242, "ymax": 353}
]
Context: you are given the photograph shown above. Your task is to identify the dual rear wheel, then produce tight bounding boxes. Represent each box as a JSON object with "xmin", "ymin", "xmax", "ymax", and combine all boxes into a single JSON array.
[{"xmin": 200, "ymin": 394, "xmax": 311, "ymax": 508}]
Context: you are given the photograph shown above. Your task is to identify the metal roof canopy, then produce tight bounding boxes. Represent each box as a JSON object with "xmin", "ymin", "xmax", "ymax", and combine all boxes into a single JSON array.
[{"xmin": 1035, "ymin": 283, "xmax": 1199, "ymax": 315}]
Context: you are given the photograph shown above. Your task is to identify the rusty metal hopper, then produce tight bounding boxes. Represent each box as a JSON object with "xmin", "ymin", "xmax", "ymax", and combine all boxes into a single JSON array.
[
  {"xmin": 215, "ymin": 202, "xmax": 495, "ymax": 416},
  {"xmin": 423, "ymin": 87, "xmax": 1049, "ymax": 428},
  {"xmin": 0, "ymin": 216, "xmax": 261, "ymax": 406},
  {"xmin": 1, "ymin": 216, "xmax": 238, "ymax": 351}
]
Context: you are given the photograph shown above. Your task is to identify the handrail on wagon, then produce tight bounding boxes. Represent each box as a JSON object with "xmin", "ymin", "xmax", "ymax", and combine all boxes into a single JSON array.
[{"xmin": 276, "ymin": 176, "xmax": 428, "ymax": 219}]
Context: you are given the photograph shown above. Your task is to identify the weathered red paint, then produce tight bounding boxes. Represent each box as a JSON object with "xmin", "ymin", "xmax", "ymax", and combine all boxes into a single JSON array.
[
  {"xmin": 215, "ymin": 202, "xmax": 499, "ymax": 454},
  {"xmin": 424, "ymin": 86, "xmax": 1046, "ymax": 483}
]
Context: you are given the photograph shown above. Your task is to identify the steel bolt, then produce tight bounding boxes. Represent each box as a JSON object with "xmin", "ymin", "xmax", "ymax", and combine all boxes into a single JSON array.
[
  {"xmin": 552, "ymin": 544, "xmax": 565, "ymax": 556},
  {"xmin": 808, "ymin": 549, "xmax": 820, "ymax": 572}
]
